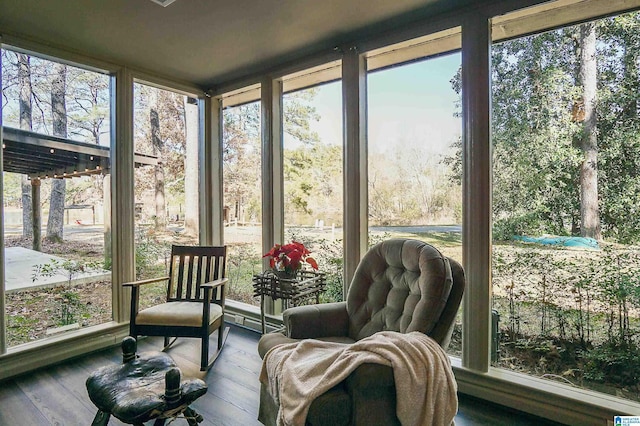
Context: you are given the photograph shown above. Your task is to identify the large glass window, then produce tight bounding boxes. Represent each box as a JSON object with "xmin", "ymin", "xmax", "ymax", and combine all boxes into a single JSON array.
[
  {"xmin": 283, "ymin": 82, "xmax": 344, "ymax": 303},
  {"xmin": 367, "ymin": 54, "xmax": 463, "ymax": 353},
  {"xmin": 132, "ymin": 82, "xmax": 200, "ymax": 309},
  {"xmin": 367, "ymin": 55, "xmax": 462, "ymax": 260},
  {"xmin": 222, "ymin": 100, "xmax": 262, "ymax": 306},
  {"xmin": 1, "ymin": 49, "xmax": 112, "ymax": 346},
  {"xmin": 490, "ymin": 10, "xmax": 640, "ymax": 402}
]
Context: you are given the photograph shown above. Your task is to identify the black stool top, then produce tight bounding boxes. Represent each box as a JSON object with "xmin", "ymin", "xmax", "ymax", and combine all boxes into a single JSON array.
[{"xmin": 86, "ymin": 338, "xmax": 207, "ymax": 425}]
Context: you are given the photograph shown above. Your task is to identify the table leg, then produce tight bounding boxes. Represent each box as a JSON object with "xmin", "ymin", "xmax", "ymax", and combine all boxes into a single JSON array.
[
  {"xmin": 184, "ymin": 406, "xmax": 204, "ymax": 425},
  {"xmin": 261, "ymin": 295, "xmax": 266, "ymax": 334}
]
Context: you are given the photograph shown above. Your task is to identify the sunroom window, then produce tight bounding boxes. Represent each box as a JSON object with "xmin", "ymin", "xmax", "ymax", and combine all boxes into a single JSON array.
[
  {"xmin": 1, "ymin": 48, "xmax": 113, "ymax": 346},
  {"xmin": 132, "ymin": 82, "xmax": 201, "ymax": 309},
  {"xmin": 366, "ymin": 34, "xmax": 463, "ymax": 357},
  {"xmin": 283, "ymin": 82, "xmax": 344, "ymax": 303},
  {"xmin": 222, "ymin": 97, "xmax": 262, "ymax": 306},
  {"xmin": 490, "ymin": 9, "xmax": 640, "ymax": 403}
]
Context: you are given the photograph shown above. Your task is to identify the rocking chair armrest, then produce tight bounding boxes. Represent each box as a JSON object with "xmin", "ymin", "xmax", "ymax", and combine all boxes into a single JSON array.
[
  {"xmin": 201, "ymin": 277, "xmax": 228, "ymax": 289},
  {"xmin": 123, "ymin": 276, "xmax": 170, "ymax": 287}
]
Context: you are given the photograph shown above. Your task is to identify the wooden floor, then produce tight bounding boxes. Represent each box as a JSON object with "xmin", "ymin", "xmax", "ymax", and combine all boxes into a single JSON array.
[{"xmin": 0, "ymin": 324, "xmax": 562, "ymax": 425}]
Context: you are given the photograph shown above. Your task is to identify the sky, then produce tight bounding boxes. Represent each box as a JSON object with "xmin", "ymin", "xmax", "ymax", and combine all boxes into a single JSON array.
[{"xmin": 309, "ymin": 52, "xmax": 462, "ymax": 156}]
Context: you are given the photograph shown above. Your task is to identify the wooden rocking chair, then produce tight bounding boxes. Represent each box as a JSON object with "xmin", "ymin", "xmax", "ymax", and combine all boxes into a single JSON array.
[{"xmin": 124, "ymin": 245, "xmax": 229, "ymax": 371}]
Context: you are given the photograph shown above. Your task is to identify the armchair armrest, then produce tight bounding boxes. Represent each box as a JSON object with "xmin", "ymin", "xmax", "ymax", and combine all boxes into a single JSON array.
[
  {"xmin": 123, "ymin": 276, "xmax": 170, "ymax": 287},
  {"xmin": 344, "ymin": 363, "xmax": 399, "ymax": 426},
  {"xmin": 345, "ymin": 363, "xmax": 394, "ymax": 389},
  {"xmin": 284, "ymin": 301, "xmax": 349, "ymax": 339}
]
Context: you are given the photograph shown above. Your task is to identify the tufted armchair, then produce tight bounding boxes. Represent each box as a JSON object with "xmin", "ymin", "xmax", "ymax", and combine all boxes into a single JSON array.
[{"xmin": 257, "ymin": 238, "xmax": 465, "ymax": 426}]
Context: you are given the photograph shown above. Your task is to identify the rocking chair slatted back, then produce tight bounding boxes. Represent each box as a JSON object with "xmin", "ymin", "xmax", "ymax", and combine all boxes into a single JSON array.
[{"xmin": 167, "ymin": 245, "xmax": 227, "ymax": 303}]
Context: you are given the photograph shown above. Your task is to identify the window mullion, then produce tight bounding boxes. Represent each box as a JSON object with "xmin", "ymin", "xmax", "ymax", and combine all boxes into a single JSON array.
[
  {"xmin": 461, "ymin": 14, "xmax": 492, "ymax": 372},
  {"xmin": 342, "ymin": 47, "xmax": 368, "ymax": 292}
]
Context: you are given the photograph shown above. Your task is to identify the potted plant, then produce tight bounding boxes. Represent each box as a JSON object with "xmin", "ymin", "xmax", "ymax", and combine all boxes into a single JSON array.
[{"xmin": 263, "ymin": 241, "xmax": 318, "ymax": 279}]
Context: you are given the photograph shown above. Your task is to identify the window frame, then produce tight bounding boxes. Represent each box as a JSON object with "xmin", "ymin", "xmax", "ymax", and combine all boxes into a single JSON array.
[{"xmin": 2, "ymin": 1, "xmax": 640, "ymax": 422}]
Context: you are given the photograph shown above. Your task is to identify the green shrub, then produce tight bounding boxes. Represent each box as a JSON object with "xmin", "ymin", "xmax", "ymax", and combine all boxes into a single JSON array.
[{"xmin": 583, "ymin": 341, "xmax": 640, "ymax": 386}]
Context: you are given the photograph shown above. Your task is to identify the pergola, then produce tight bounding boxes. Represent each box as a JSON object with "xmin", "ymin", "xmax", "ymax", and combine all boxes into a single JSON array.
[
  {"xmin": 2, "ymin": 126, "xmax": 157, "ymax": 249},
  {"xmin": 2, "ymin": 127, "xmax": 157, "ymax": 179}
]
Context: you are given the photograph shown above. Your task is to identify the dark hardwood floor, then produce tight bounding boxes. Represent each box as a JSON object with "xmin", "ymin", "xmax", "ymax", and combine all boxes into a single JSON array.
[{"xmin": 0, "ymin": 325, "xmax": 563, "ymax": 425}]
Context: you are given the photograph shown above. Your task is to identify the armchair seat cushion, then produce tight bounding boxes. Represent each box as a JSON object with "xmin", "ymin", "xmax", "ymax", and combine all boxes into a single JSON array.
[{"xmin": 136, "ymin": 301, "xmax": 222, "ymax": 327}]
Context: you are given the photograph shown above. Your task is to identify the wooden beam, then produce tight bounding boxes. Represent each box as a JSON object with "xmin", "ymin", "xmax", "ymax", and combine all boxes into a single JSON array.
[
  {"xmin": 203, "ymin": 96, "xmax": 224, "ymax": 246},
  {"xmin": 493, "ymin": 0, "xmax": 640, "ymax": 42}
]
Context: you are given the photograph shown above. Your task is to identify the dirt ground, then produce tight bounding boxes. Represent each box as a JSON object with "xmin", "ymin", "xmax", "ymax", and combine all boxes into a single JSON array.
[{"xmin": 4, "ymin": 236, "xmax": 112, "ymax": 346}]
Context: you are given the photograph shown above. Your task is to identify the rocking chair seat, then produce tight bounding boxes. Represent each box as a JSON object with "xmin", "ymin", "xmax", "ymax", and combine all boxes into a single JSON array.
[{"xmin": 136, "ymin": 302, "xmax": 223, "ymax": 327}]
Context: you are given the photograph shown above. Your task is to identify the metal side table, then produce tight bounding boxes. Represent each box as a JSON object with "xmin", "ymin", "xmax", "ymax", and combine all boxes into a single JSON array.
[{"xmin": 252, "ymin": 270, "xmax": 326, "ymax": 334}]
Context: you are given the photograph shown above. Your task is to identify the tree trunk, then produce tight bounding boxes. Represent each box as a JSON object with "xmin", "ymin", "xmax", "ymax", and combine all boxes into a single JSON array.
[
  {"xmin": 154, "ymin": 165, "xmax": 166, "ymax": 229},
  {"xmin": 46, "ymin": 62, "xmax": 67, "ymax": 242},
  {"xmin": 622, "ymin": 43, "xmax": 639, "ymax": 120},
  {"xmin": 150, "ymin": 91, "xmax": 166, "ymax": 230},
  {"xmin": 31, "ymin": 179, "xmax": 41, "ymax": 250},
  {"xmin": 183, "ymin": 97, "xmax": 199, "ymax": 236},
  {"xmin": 21, "ymin": 176, "xmax": 33, "ymax": 239},
  {"xmin": 18, "ymin": 54, "xmax": 34, "ymax": 241},
  {"xmin": 578, "ymin": 23, "xmax": 601, "ymax": 240}
]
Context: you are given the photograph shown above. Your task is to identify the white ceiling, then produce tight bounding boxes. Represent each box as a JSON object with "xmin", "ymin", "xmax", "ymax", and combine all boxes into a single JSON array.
[{"xmin": 0, "ymin": 0, "xmax": 485, "ymax": 90}]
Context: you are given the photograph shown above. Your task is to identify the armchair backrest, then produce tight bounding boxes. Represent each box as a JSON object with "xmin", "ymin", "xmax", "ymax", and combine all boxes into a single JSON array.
[
  {"xmin": 167, "ymin": 245, "xmax": 227, "ymax": 303},
  {"xmin": 346, "ymin": 239, "xmax": 463, "ymax": 347}
]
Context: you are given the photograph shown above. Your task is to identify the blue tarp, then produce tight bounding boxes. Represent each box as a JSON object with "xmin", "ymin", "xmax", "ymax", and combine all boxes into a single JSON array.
[{"xmin": 513, "ymin": 235, "xmax": 600, "ymax": 249}]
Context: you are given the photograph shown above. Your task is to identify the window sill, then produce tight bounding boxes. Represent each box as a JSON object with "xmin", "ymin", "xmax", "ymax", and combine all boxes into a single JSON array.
[
  {"xmin": 0, "ymin": 322, "xmax": 129, "ymax": 381},
  {"xmin": 452, "ymin": 357, "xmax": 639, "ymax": 424}
]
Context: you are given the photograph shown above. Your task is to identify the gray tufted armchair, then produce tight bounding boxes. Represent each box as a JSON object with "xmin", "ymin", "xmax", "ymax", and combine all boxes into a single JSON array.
[{"xmin": 257, "ymin": 238, "xmax": 465, "ymax": 426}]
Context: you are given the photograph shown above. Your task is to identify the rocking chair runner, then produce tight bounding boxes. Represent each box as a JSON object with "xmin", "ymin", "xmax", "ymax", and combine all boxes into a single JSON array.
[{"xmin": 124, "ymin": 245, "xmax": 229, "ymax": 371}]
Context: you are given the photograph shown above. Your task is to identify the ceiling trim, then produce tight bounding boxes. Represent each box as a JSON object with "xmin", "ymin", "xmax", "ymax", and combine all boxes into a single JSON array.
[{"xmin": 219, "ymin": 0, "xmax": 640, "ymax": 107}]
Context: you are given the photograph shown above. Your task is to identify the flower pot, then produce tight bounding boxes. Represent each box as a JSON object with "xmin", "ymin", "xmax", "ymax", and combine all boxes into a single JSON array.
[{"xmin": 273, "ymin": 270, "xmax": 297, "ymax": 280}]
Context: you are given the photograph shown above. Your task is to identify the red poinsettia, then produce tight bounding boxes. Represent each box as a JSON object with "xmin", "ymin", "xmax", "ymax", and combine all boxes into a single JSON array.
[{"xmin": 263, "ymin": 240, "xmax": 318, "ymax": 274}]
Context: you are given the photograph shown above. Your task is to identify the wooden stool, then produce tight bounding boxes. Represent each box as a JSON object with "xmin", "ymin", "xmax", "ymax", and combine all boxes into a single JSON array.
[{"xmin": 86, "ymin": 337, "xmax": 207, "ymax": 425}]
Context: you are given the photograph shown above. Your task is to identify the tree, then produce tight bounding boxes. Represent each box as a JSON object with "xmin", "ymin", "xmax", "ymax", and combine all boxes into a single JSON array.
[
  {"xmin": 223, "ymin": 102, "xmax": 261, "ymax": 224},
  {"xmin": 45, "ymin": 62, "xmax": 67, "ymax": 242},
  {"xmin": 149, "ymin": 89, "xmax": 166, "ymax": 230},
  {"xmin": 66, "ymin": 66, "xmax": 109, "ymax": 144},
  {"xmin": 577, "ymin": 22, "xmax": 601, "ymax": 240},
  {"xmin": 442, "ymin": 14, "xmax": 640, "ymax": 243},
  {"xmin": 596, "ymin": 13, "xmax": 640, "ymax": 243},
  {"xmin": 17, "ymin": 53, "xmax": 34, "ymax": 241},
  {"xmin": 3, "ymin": 50, "xmax": 111, "ymax": 250},
  {"xmin": 222, "ymin": 89, "xmax": 327, "ymax": 227}
]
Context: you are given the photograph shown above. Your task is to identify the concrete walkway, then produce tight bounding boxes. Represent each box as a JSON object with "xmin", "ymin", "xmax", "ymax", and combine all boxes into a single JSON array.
[{"xmin": 4, "ymin": 246, "xmax": 111, "ymax": 293}]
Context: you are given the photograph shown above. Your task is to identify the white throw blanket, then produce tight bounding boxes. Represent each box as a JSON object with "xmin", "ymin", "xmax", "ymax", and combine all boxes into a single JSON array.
[{"xmin": 260, "ymin": 331, "xmax": 458, "ymax": 426}]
